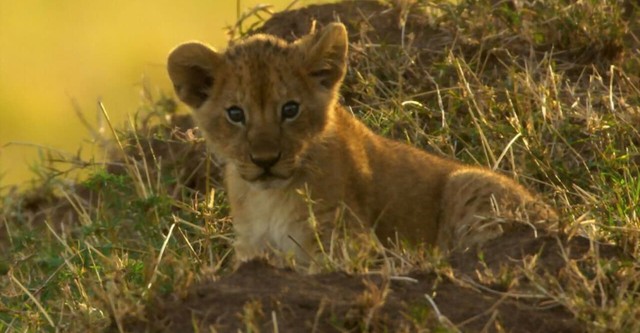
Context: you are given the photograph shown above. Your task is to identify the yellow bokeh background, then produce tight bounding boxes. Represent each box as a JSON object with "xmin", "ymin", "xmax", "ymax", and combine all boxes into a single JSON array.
[{"xmin": 0, "ymin": 0, "xmax": 323, "ymax": 188}]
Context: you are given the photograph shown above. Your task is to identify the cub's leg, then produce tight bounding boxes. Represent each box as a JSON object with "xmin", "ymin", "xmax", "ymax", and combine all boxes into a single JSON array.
[{"xmin": 437, "ymin": 168, "xmax": 557, "ymax": 251}]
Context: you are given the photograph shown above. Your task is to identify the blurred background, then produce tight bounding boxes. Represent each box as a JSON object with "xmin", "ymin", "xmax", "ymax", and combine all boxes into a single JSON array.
[{"xmin": 0, "ymin": 0, "xmax": 324, "ymax": 188}]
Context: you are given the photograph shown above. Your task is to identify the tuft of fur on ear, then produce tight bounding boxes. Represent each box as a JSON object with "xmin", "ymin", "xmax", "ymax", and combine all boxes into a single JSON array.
[
  {"xmin": 167, "ymin": 42, "xmax": 223, "ymax": 109},
  {"xmin": 297, "ymin": 22, "xmax": 348, "ymax": 90}
]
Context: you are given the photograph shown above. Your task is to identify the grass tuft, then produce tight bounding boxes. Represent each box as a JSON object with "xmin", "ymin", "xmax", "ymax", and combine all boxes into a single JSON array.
[{"xmin": 1, "ymin": 0, "xmax": 639, "ymax": 331}]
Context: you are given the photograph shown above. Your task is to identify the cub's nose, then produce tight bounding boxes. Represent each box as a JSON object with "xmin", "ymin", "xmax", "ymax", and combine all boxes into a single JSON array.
[{"xmin": 250, "ymin": 152, "xmax": 281, "ymax": 170}]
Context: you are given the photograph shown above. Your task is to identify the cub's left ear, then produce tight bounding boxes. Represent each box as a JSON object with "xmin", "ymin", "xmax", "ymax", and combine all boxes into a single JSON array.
[
  {"xmin": 297, "ymin": 22, "xmax": 348, "ymax": 90},
  {"xmin": 167, "ymin": 42, "xmax": 223, "ymax": 109}
]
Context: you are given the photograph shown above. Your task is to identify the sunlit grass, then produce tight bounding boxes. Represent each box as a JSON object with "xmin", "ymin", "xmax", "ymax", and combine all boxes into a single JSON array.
[
  {"xmin": 0, "ymin": 0, "xmax": 308, "ymax": 188},
  {"xmin": 1, "ymin": 0, "xmax": 639, "ymax": 331}
]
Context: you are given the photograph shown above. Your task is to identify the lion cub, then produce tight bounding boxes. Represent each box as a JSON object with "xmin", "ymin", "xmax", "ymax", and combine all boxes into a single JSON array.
[{"xmin": 167, "ymin": 23, "xmax": 556, "ymax": 265}]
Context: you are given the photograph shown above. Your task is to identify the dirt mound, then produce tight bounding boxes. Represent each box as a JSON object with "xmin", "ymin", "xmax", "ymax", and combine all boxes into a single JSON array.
[{"xmin": 120, "ymin": 226, "xmax": 622, "ymax": 332}]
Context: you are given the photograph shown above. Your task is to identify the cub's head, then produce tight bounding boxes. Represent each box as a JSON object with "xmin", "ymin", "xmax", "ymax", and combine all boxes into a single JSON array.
[{"xmin": 167, "ymin": 23, "xmax": 348, "ymax": 188}]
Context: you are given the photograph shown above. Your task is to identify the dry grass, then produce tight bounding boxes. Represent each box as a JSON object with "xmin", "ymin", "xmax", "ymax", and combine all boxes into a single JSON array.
[{"xmin": 1, "ymin": 0, "xmax": 639, "ymax": 331}]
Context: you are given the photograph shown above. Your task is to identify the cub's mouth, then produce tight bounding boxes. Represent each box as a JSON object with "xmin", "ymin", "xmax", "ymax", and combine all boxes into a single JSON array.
[
  {"xmin": 234, "ymin": 157, "xmax": 298, "ymax": 186},
  {"xmin": 254, "ymin": 170, "xmax": 290, "ymax": 182},
  {"xmin": 245, "ymin": 170, "xmax": 294, "ymax": 189},
  {"xmin": 237, "ymin": 165, "xmax": 295, "ymax": 183}
]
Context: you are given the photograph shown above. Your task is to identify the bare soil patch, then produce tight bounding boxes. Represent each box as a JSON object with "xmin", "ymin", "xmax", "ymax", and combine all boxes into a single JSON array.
[{"xmin": 121, "ymin": 227, "xmax": 622, "ymax": 332}]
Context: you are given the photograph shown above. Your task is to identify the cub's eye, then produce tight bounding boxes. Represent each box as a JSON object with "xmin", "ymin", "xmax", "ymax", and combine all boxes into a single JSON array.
[
  {"xmin": 226, "ymin": 106, "xmax": 245, "ymax": 124},
  {"xmin": 281, "ymin": 101, "xmax": 300, "ymax": 121}
]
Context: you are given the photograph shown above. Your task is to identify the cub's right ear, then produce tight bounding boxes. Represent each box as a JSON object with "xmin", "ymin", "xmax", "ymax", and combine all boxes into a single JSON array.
[
  {"xmin": 167, "ymin": 42, "xmax": 223, "ymax": 109},
  {"xmin": 296, "ymin": 22, "xmax": 348, "ymax": 91}
]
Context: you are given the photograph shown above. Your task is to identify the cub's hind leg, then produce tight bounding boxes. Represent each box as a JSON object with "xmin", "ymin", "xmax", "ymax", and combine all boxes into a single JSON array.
[{"xmin": 436, "ymin": 168, "xmax": 557, "ymax": 251}]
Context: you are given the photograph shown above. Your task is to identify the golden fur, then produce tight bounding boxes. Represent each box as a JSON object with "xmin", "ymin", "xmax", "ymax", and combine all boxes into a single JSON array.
[{"xmin": 167, "ymin": 23, "xmax": 556, "ymax": 265}]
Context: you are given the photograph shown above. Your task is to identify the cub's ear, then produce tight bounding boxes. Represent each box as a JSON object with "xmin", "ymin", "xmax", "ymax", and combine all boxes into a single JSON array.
[
  {"xmin": 297, "ymin": 22, "xmax": 348, "ymax": 90},
  {"xmin": 167, "ymin": 42, "xmax": 223, "ymax": 109}
]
